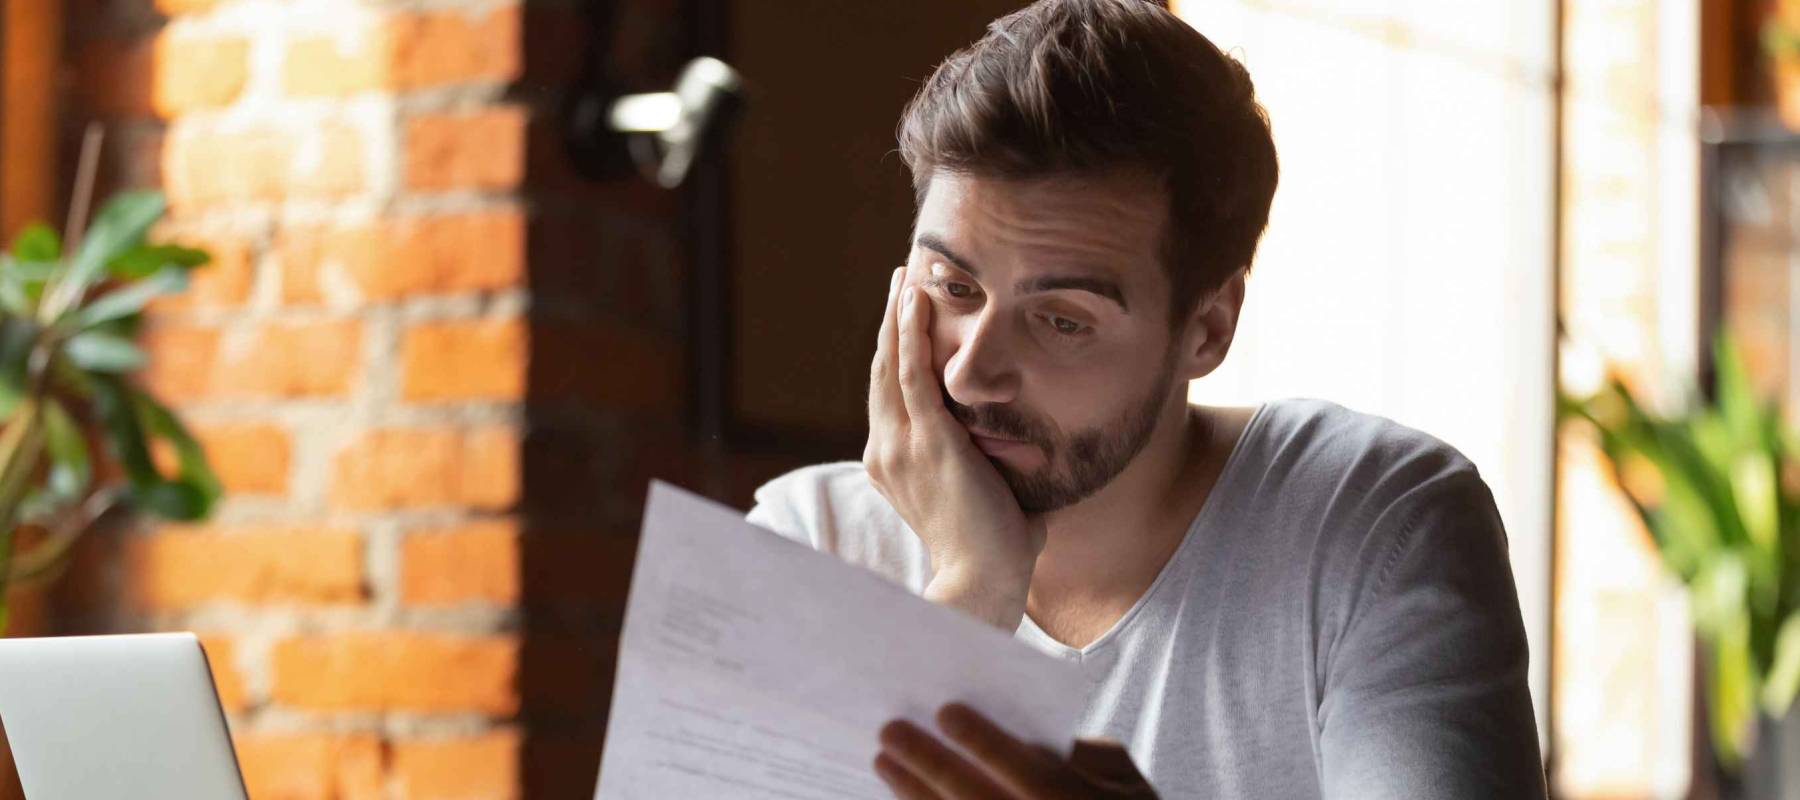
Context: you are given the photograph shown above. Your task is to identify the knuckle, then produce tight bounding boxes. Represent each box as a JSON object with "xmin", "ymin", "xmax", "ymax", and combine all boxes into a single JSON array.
[{"xmin": 895, "ymin": 359, "xmax": 917, "ymax": 387}]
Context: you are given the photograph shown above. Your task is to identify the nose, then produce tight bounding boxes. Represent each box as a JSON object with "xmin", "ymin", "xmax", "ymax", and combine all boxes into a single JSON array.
[{"xmin": 940, "ymin": 305, "xmax": 1020, "ymax": 407}]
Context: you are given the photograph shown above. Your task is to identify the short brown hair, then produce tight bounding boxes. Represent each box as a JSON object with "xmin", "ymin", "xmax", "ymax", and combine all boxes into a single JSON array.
[{"xmin": 897, "ymin": 0, "xmax": 1278, "ymax": 327}]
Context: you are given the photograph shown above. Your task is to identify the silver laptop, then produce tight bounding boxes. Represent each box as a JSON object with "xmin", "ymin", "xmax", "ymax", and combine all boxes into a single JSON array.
[{"xmin": 0, "ymin": 632, "xmax": 248, "ymax": 799}]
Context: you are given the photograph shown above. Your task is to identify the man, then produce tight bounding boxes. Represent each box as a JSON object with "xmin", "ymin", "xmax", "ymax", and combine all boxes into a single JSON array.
[{"xmin": 745, "ymin": 0, "xmax": 1547, "ymax": 796}]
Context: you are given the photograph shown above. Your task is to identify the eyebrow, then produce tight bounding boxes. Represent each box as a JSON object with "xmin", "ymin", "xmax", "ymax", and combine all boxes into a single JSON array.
[{"xmin": 914, "ymin": 233, "xmax": 1130, "ymax": 313}]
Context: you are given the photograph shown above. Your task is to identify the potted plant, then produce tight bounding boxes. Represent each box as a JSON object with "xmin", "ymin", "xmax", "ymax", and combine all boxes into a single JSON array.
[
  {"xmin": 1764, "ymin": 0, "xmax": 1800, "ymax": 130},
  {"xmin": 0, "ymin": 180, "xmax": 220, "ymax": 635},
  {"xmin": 1560, "ymin": 334, "xmax": 1800, "ymax": 797}
]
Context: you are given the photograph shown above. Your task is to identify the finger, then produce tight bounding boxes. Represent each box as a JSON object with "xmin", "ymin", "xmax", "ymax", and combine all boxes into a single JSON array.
[
  {"xmin": 896, "ymin": 285, "xmax": 955, "ymax": 432},
  {"xmin": 880, "ymin": 719, "xmax": 1010, "ymax": 800},
  {"xmin": 874, "ymin": 751, "xmax": 943, "ymax": 800},
  {"xmin": 1070, "ymin": 737, "xmax": 1156, "ymax": 795},
  {"xmin": 938, "ymin": 703, "xmax": 1074, "ymax": 799},
  {"xmin": 869, "ymin": 266, "xmax": 907, "ymax": 427}
]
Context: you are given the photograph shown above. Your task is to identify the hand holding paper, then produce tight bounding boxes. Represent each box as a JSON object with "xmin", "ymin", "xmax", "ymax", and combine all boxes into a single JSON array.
[{"xmin": 593, "ymin": 482, "xmax": 1090, "ymax": 799}]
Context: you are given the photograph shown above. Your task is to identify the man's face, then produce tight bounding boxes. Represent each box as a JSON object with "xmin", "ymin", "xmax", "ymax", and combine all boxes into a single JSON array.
[{"xmin": 905, "ymin": 170, "xmax": 1182, "ymax": 513}]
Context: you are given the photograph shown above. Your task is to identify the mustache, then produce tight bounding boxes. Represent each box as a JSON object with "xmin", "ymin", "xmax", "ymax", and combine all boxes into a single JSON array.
[{"xmin": 940, "ymin": 386, "xmax": 1054, "ymax": 446}]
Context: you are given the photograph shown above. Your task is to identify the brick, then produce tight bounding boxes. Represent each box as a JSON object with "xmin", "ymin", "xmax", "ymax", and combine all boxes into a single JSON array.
[
  {"xmin": 219, "ymin": 319, "xmax": 363, "ymax": 398},
  {"xmin": 150, "ymin": 422, "xmax": 290, "ymax": 495},
  {"xmin": 141, "ymin": 320, "xmax": 360, "ymax": 400},
  {"xmin": 282, "ymin": 30, "xmax": 389, "ymax": 96},
  {"xmin": 164, "ymin": 123, "xmax": 365, "ymax": 210},
  {"xmin": 330, "ymin": 426, "xmax": 518, "ymax": 511},
  {"xmin": 392, "ymin": 730, "xmax": 520, "ymax": 800},
  {"xmin": 290, "ymin": 121, "xmax": 368, "ymax": 198},
  {"xmin": 196, "ymin": 634, "xmax": 249, "ymax": 713},
  {"xmin": 163, "ymin": 126, "xmax": 292, "ymax": 208},
  {"xmin": 188, "ymin": 422, "xmax": 291, "ymax": 495},
  {"xmin": 145, "ymin": 235, "xmax": 255, "ymax": 311},
  {"xmin": 156, "ymin": 34, "xmax": 250, "ymax": 114},
  {"xmin": 234, "ymin": 732, "xmax": 385, "ymax": 800},
  {"xmin": 400, "ymin": 318, "xmax": 527, "ymax": 402},
  {"xmin": 401, "ymin": 520, "xmax": 520, "ymax": 606},
  {"xmin": 280, "ymin": 211, "xmax": 525, "ymax": 304},
  {"xmin": 127, "ymin": 524, "xmax": 364, "ymax": 609},
  {"xmin": 283, "ymin": 5, "xmax": 522, "ymax": 96},
  {"xmin": 139, "ymin": 323, "xmax": 221, "ymax": 401},
  {"xmin": 270, "ymin": 633, "xmax": 518, "ymax": 713},
  {"xmin": 405, "ymin": 106, "xmax": 527, "ymax": 191},
  {"xmin": 460, "ymin": 426, "xmax": 521, "ymax": 510}
]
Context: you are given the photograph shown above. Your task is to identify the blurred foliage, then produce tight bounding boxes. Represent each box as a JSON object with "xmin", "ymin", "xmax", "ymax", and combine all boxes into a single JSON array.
[
  {"xmin": 0, "ymin": 190, "xmax": 219, "ymax": 634},
  {"xmin": 1766, "ymin": 0, "xmax": 1800, "ymax": 60},
  {"xmin": 1562, "ymin": 334, "xmax": 1800, "ymax": 770}
]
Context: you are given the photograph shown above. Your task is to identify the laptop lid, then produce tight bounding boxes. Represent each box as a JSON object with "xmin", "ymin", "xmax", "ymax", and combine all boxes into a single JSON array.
[{"xmin": 0, "ymin": 632, "xmax": 247, "ymax": 800}]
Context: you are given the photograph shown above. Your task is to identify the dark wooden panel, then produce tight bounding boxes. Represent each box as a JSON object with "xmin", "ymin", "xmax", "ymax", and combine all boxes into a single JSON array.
[{"xmin": 724, "ymin": 1, "xmax": 1024, "ymax": 451}]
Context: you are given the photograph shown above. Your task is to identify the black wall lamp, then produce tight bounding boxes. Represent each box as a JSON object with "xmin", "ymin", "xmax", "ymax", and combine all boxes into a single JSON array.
[{"xmin": 562, "ymin": 6, "xmax": 744, "ymax": 191}]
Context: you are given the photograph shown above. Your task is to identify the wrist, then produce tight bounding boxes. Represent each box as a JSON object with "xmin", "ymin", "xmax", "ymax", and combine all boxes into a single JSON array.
[{"xmin": 924, "ymin": 563, "xmax": 1032, "ymax": 632}]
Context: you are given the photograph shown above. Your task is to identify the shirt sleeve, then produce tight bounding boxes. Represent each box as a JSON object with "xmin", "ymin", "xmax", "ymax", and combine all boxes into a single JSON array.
[
  {"xmin": 1315, "ymin": 469, "xmax": 1547, "ymax": 799},
  {"xmin": 743, "ymin": 470, "xmax": 820, "ymax": 550}
]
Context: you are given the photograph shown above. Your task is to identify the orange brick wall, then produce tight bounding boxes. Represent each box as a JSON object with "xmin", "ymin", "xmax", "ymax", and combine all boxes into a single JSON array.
[{"xmin": 5, "ymin": 0, "xmax": 799, "ymax": 797}]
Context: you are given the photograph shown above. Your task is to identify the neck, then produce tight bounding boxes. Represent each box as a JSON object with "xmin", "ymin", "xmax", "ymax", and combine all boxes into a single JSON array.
[{"xmin": 1029, "ymin": 394, "xmax": 1214, "ymax": 602}]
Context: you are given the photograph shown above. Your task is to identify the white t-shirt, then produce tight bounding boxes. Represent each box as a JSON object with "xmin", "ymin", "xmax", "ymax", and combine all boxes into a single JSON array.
[{"xmin": 744, "ymin": 397, "xmax": 1546, "ymax": 798}]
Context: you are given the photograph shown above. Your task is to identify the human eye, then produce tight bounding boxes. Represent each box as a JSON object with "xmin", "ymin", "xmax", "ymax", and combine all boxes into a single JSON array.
[
  {"xmin": 920, "ymin": 275, "xmax": 980, "ymax": 301},
  {"xmin": 1038, "ymin": 312, "xmax": 1092, "ymax": 338}
]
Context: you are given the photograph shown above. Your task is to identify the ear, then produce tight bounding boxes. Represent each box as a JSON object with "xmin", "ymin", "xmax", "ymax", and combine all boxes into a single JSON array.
[{"xmin": 1173, "ymin": 269, "xmax": 1246, "ymax": 383}]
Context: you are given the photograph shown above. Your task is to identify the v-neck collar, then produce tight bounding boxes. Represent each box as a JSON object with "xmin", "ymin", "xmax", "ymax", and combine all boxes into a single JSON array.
[{"xmin": 1015, "ymin": 400, "xmax": 1272, "ymax": 660}]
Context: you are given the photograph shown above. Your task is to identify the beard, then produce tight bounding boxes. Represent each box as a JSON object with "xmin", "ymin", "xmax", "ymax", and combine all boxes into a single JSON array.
[{"xmin": 943, "ymin": 354, "xmax": 1177, "ymax": 514}]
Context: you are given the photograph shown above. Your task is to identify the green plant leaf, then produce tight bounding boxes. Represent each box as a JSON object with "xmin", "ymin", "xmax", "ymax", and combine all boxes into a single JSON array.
[
  {"xmin": 107, "ymin": 243, "xmax": 210, "ymax": 281},
  {"xmin": 1694, "ymin": 555, "xmax": 1751, "ymax": 637},
  {"xmin": 69, "ymin": 267, "xmax": 188, "ymax": 331},
  {"xmin": 1733, "ymin": 451, "xmax": 1783, "ymax": 596},
  {"xmin": 1763, "ymin": 615, "xmax": 1800, "ymax": 716},
  {"xmin": 59, "ymin": 191, "xmax": 165, "ymax": 310},
  {"xmin": 1709, "ymin": 614, "xmax": 1759, "ymax": 769},
  {"xmin": 1, "ymin": 258, "xmax": 58, "ymax": 315},
  {"xmin": 90, "ymin": 376, "xmax": 211, "ymax": 520},
  {"xmin": 8, "ymin": 223, "xmax": 59, "ymax": 261},
  {"xmin": 1716, "ymin": 333, "xmax": 1763, "ymax": 449},
  {"xmin": 41, "ymin": 399, "xmax": 89, "ymax": 500},
  {"xmin": 127, "ymin": 386, "xmax": 219, "ymax": 521},
  {"xmin": 0, "ymin": 268, "xmax": 29, "ymax": 318},
  {"xmin": 89, "ymin": 375, "xmax": 156, "ymax": 486},
  {"xmin": 62, "ymin": 331, "xmax": 146, "ymax": 373}
]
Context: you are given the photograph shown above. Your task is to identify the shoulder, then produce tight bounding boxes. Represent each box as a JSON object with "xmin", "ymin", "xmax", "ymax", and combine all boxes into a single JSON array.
[
  {"xmin": 1254, "ymin": 398, "xmax": 1477, "ymax": 484},
  {"xmin": 1242, "ymin": 399, "xmax": 1512, "ymax": 605},
  {"xmin": 1252, "ymin": 399, "xmax": 1519, "ymax": 639},
  {"xmin": 745, "ymin": 461, "xmax": 876, "ymax": 546},
  {"xmin": 744, "ymin": 461, "xmax": 931, "ymax": 588},
  {"xmin": 1246, "ymin": 398, "xmax": 1487, "ymax": 532}
]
